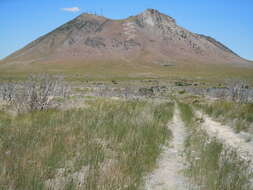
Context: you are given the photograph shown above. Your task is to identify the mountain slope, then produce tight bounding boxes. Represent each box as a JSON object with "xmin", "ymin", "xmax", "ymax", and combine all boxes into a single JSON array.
[{"xmin": 1, "ymin": 9, "xmax": 252, "ymax": 80}]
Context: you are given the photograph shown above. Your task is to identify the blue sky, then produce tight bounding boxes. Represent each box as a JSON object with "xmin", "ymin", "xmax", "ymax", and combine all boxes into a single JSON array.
[{"xmin": 0, "ymin": 0, "xmax": 252, "ymax": 60}]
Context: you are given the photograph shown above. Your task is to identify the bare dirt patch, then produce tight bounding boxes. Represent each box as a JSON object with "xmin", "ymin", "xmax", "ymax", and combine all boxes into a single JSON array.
[{"xmin": 145, "ymin": 105, "xmax": 192, "ymax": 190}]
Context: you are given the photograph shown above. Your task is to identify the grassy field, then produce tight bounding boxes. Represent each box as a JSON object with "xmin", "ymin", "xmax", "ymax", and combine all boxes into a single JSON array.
[
  {"xmin": 178, "ymin": 102, "xmax": 253, "ymax": 190},
  {"xmin": 195, "ymin": 100, "xmax": 253, "ymax": 133},
  {"xmin": 1, "ymin": 60, "xmax": 253, "ymax": 84},
  {"xmin": 0, "ymin": 98, "xmax": 174, "ymax": 190}
]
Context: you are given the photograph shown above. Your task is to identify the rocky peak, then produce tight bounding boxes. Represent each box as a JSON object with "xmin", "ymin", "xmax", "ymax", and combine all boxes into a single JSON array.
[
  {"xmin": 76, "ymin": 13, "xmax": 106, "ymax": 21},
  {"xmin": 55, "ymin": 13, "xmax": 107, "ymax": 34},
  {"xmin": 136, "ymin": 9, "xmax": 176, "ymax": 27}
]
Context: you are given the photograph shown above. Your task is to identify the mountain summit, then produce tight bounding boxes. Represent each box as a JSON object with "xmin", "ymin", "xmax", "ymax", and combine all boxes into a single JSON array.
[{"xmin": 2, "ymin": 9, "xmax": 249, "ymax": 67}]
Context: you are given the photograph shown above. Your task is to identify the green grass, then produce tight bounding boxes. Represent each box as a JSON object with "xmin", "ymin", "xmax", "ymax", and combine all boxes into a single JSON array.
[
  {"xmin": 178, "ymin": 102, "xmax": 194, "ymax": 124},
  {"xmin": 196, "ymin": 100, "xmax": 253, "ymax": 133},
  {"xmin": 178, "ymin": 102, "xmax": 253, "ymax": 190},
  {"xmin": 0, "ymin": 99, "xmax": 174, "ymax": 190}
]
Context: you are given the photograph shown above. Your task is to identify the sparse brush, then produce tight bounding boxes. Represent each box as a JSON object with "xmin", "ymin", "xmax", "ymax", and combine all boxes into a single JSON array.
[
  {"xmin": 0, "ymin": 82, "xmax": 16, "ymax": 102},
  {"xmin": 0, "ymin": 74, "xmax": 70, "ymax": 113},
  {"xmin": 228, "ymin": 80, "xmax": 250, "ymax": 103}
]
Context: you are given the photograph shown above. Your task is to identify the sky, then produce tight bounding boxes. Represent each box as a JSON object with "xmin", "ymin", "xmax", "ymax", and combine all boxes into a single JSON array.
[{"xmin": 0, "ymin": 0, "xmax": 252, "ymax": 60}]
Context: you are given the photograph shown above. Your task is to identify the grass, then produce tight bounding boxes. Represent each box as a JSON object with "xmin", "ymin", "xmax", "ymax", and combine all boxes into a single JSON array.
[
  {"xmin": 195, "ymin": 100, "xmax": 253, "ymax": 133},
  {"xmin": 0, "ymin": 98, "xmax": 174, "ymax": 190},
  {"xmin": 177, "ymin": 102, "xmax": 194, "ymax": 124},
  {"xmin": 1, "ymin": 59, "xmax": 253, "ymax": 84},
  {"xmin": 178, "ymin": 102, "xmax": 253, "ymax": 190}
]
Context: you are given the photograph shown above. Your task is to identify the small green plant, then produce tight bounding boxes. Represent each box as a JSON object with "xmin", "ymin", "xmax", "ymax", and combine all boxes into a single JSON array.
[
  {"xmin": 175, "ymin": 81, "xmax": 192, "ymax": 86},
  {"xmin": 178, "ymin": 90, "xmax": 186, "ymax": 94}
]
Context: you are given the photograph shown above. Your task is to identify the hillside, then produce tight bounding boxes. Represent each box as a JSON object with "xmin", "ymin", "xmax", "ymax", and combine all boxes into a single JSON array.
[{"xmin": 0, "ymin": 9, "xmax": 252, "ymax": 80}]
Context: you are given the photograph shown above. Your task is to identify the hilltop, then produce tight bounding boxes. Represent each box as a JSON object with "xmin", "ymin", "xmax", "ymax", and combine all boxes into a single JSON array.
[{"xmin": 1, "ymin": 9, "xmax": 252, "ymax": 80}]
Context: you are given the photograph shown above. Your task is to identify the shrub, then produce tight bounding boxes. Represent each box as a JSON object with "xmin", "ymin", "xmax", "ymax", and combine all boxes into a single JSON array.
[
  {"xmin": 228, "ymin": 80, "xmax": 250, "ymax": 103},
  {"xmin": 0, "ymin": 82, "xmax": 16, "ymax": 102},
  {"xmin": 0, "ymin": 75, "xmax": 70, "ymax": 113}
]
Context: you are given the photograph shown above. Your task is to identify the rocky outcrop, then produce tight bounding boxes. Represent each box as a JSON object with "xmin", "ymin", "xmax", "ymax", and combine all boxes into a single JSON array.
[
  {"xmin": 136, "ymin": 9, "xmax": 176, "ymax": 28},
  {"xmin": 85, "ymin": 37, "xmax": 106, "ymax": 48}
]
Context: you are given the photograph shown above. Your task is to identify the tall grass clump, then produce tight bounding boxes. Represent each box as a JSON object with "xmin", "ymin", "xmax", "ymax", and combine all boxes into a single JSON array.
[
  {"xmin": 177, "ymin": 102, "xmax": 194, "ymax": 125},
  {"xmin": 0, "ymin": 99, "xmax": 174, "ymax": 190},
  {"xmin": 178, "ymin": 102, "xmax": 253, "ymax": 190}
]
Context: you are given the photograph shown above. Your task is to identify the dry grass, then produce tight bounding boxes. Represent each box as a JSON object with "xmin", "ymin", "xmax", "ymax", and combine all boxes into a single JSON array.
[
  {"xmin": 178, "ymin": 102, "xmax": 253, "ymax": 190},
  {"xmin": 195, "ymin": 100, "xmax": 253, "ymax": 133},
  {"xmin": 0, "ymin": 98, "xmax": 174, "ymax": 190}
]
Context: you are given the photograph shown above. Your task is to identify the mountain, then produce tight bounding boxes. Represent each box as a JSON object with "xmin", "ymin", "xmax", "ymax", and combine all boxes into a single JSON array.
[{"xmin": 1, "ymin": 9, "xmax": 251, "ymax": 76}]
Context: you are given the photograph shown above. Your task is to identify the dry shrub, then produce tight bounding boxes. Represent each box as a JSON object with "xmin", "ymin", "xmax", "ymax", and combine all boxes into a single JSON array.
[
  {"xmin": 0, "ymin": 75, "xmax": 70, "ymax": 113},
  {"xmin": 228, "ymin": 80, "xmax": 250, "ymax": 103},
  {"xmin": 0, "ymin": 82, "xmax": 16, "ymax": 102}
]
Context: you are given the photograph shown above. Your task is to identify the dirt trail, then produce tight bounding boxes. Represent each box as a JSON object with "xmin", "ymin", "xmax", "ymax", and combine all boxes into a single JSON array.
[
  {"xmin": 145, "ymin": 104, "xmax": 191, "ymax": 190},
  {"xmin": 196, "ymin": 110, "xmax": 253, "ymax": 166}
]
